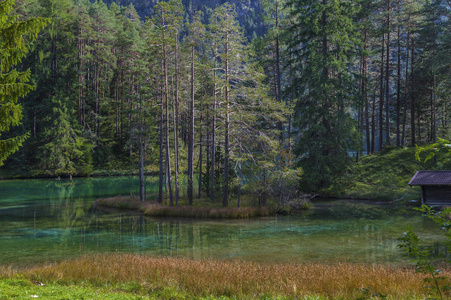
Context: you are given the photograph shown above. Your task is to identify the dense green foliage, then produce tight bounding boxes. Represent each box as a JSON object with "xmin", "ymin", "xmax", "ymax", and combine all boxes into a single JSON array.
[
  {"xmin": 0, "ymin": 0, "xmax": 48, "ymax": 166},
  {"xmin": 2, "ymin": 0, "xmax": 451, "ymax": 201},
  {"xmin": 95, "ymin": 0, "xmax": 267, "ymax": 39},
  {"xmin": 35, "ymin": 96, "xmax": 93, "ymax": 176}
]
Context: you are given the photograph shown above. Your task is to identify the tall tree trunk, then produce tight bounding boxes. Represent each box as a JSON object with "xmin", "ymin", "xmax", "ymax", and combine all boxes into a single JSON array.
[
  {"xmin": 402, "ymin": 27, "xmax": 410, "ymax": 145},
  {"xmin": 138, "ymin": 136, "xmax": 145, "ymax": 202},
  {"xmin": 275, "ymin": 0, "xmax": 283, "ymax": 143},
  {"xmin": 188, "ymin": 45, "xmax": 195, "ymax": 206},
  {"xmin": 396, "ymin": 23, "xmax": 401, "ymax": 146},
  {"xmin": 198, "ymin": 95, "xmax": 203, "ymax": 199},
  {"xmin": 158, "ymin": 91, "xmax": 164, "ymax": 204},
  {"xmin": 163, "ymin": 40, "xmax": 173, "ymax": 206},
  {"xmin": 237, "ymin": 139, "xmax": 242, "ymax": 208},
  {"xmin": 418, "ymin": 104, "xmax": 422, "ymax": 143},
  {"xmin": 357, "ymin": 47, "xmax": 363, "ymax": 160},
  {"xmin": 321, "ymin": 0, "xmax": 330, "ymax": 162},
  {"xmin": 210, "ymin": 47, "xmax": 217, "ymax": 201},
  {"xmin": 115, "ymin": 64, "xmax": 120, "ymax": 138},
  {"xmin": 78, "ymin": 28, "xmax": 83, "ymax": 124},
  {"xmin": 379, "ymin": 34, "xmax": 385, "ymax": 150},
  {"xmin": 410, "ymin": 37, "xmax": 416, "ymax": 147},
  {"xmin": 206, "ymin": 121, "xmax": 211, "ymax": 197},
  {"xmin": 371, "ymin": 92, "xmax": 376, "ymax": 153},
  {"xmin": 160, "ymin": 16, "xmax": 173, "ymax": 205},
  {"xmin": 129, "ymin": 75, "xmax": 134, "ymax": 156},
  {"xmin": 432, "ymin": 19, "xmax": 437, "ymax": 144},
  {"xmin": 174, "ymin": 36, "xmax": 180, "ymax": 206},
  {"xmin": 364, "ymin": 29, "xmax": 370, "ymax": 154},
  {"xmin": 273, "ymin": 61, "xmax": 278, "ymax": 102},
  {"xmin": 120, "ymin": 69, "xmax": 124, "ymax": 140},
  {"xmin": 223, "ymin": 31, "xmax": 230, "ymax": 208},
  {"xmin": 288, "ymin": 40, "xmax": 293, "ymax": 151},
  {"xmin": 385, "ymin": 0, "xmax": 391, "ymax": 145},
  {"xmin": 432, "ymin": 61, "xmax": 436, "ymax": 143}
]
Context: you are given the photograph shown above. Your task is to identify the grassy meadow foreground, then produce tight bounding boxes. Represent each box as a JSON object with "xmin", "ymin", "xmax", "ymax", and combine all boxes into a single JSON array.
[{"xmin": 0, "ymin": 254, "xmax": 446, "ymax": 299}]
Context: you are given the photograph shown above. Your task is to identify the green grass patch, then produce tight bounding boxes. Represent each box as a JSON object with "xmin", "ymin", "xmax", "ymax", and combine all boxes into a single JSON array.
[
  {"xmin": 0, "ymin": 278, "xmax": 328, "ymax": 300},
  {"xmin": 0, "ymin": 277, "xmax": 234, "ymax": 300}
]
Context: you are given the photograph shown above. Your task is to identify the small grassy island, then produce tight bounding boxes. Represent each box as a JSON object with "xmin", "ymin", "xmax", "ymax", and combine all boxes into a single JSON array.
[{"xmin": 96, "ymin": 196, "xmax": 275, "ymax": 219}]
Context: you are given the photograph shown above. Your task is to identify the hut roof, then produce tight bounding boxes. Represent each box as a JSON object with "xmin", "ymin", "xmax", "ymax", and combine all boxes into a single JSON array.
[{"xmin": 409, "ymin": 171, "xmax": 451, "ymax": 186}]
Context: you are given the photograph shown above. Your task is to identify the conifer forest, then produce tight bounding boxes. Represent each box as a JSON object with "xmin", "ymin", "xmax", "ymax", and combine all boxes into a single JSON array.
[{"xmin": 1, "ymin": 0, "xmax": 451, "ymax": 205}]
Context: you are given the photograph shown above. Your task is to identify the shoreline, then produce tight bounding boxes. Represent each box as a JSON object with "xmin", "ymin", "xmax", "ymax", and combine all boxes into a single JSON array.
[{"xmin": 0, "ymin": 171, "xmax": 160, "ymax": 181}]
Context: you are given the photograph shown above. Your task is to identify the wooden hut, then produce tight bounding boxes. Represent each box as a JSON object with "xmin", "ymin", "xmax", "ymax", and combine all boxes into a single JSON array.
[{"xmin": 409, "ymin": 171, "xmax": 451, "ymax": 206}]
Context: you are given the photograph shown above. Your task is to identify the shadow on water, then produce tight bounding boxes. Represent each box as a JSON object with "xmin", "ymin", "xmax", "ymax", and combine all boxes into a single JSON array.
[{"xmin": 0, "ymin": 178, "xmax": 444, "ymax": 267}]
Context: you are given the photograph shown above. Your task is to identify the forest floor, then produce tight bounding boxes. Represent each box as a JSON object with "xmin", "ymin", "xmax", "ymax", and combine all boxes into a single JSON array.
[
  {"xmin": 320, "ymin": 146, "xmax": 451, "ymax": 202},
  {"xmin": 0, "ymin": 254, "xmax": 443, "ymax": 299}
]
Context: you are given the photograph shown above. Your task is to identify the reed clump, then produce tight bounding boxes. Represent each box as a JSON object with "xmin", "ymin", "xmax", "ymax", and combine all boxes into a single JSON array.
[
  {"xmin": 1, "ymin": 254, "xmax": 443, "ymax": 299},
  {"xmin": 96, "ymin": 197, "xmax": 142, "ymax": 210},
  {"xmin": 96, "ymin": 196, "xmax": 273, "ymax": 219}
]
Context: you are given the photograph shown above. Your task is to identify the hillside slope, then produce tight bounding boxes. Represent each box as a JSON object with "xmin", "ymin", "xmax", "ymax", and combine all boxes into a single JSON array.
[
  {"xmin": 322, "ymin": 147, "xmax": 451, "ymax": 201},
  {"xmin": 93, "ymin": 0, "xmax": 266, "ymax": 38}
]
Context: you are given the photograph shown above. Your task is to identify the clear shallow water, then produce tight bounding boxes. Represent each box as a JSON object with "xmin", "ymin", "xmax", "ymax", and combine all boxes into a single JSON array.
[{"xmin": 0, "ymin": 177, "xmax": 443, "ymax": 266}]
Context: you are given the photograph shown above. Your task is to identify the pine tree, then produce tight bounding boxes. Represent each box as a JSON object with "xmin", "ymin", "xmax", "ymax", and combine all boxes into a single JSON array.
[
  {"xmin": 0, "ymin": 0, "xmax": 48, "ymax": 166},
  {"xmin": 209, "ymin": 3, "xmax": 246, "ymax": 207},
  {"xmin": 209, "ymin": 3, "xmax": 285, "ymax": 206},
  {"xmin": 121, "ymin": 4, "xmax": 151, "ymax": 202}
]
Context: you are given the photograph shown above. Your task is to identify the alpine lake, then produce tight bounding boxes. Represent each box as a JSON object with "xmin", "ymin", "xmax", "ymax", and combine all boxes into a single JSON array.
[{"xmin": 0, "ymin": 176, "xmax": 444, "ymax": 267}]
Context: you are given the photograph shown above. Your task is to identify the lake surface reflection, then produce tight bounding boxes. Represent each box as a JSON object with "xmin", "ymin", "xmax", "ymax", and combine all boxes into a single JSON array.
[{"xmin": 0, "ymin": 177, "xmax": 442, "ymax": 266}]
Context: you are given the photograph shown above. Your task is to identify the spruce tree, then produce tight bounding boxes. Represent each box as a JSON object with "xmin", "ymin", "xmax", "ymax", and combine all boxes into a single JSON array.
[
  {"xmin": 288, "ymin": 0, "xmax": 361, "ymax": 189},
  {"xmin": 0, "ymin": 0, "xmax": 48, "ymax": 166},
  {"xmin": 36, "ymin": 96, "xmax": 92, "ymax": 177}
]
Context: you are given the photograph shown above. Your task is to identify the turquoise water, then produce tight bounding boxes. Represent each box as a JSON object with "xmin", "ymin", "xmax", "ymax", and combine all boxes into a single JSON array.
[{"xmin": 0, "ymin": 177, "xmax": 443, "ymax": 266}]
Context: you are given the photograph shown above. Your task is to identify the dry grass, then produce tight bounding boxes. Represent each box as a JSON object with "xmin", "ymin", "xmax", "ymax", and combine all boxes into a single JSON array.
[
  {"xmin": 96, "ymin": 196, "xmax": 273, "ymax": 219},
  {"xmin": 96, "ymin": 196, "xmax": 143, "ymax": 210},
  {"xmin": 1, "ymin": 254, "xmax": 446, "ymax": 299}
]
